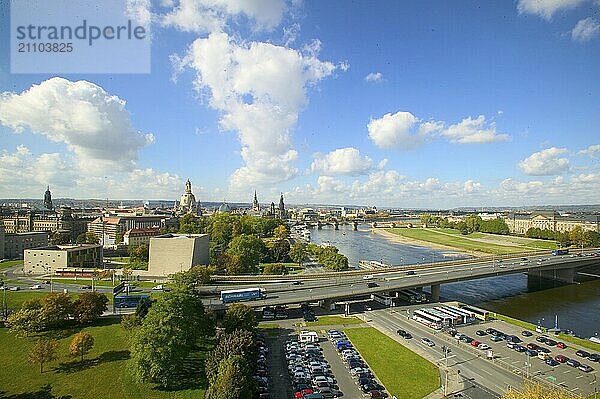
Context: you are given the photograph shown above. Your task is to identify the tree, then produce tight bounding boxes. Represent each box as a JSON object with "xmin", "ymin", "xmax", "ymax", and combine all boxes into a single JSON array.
[
  {"xmin": 205, "ymin": 329, "xmax": 257, "ymax": 385},
  {"xmin": 569, "ymin": 226, "xmax": 585, "ymax": 247},
  {"xmin": 263, "ymin": 263, "xmax": 288, "ymax": 275},
  {"xmin": 129, "ymin": 243, "xmax": 149, "ymax": 262},
  {"xmin": 170, "ymin": 265, "xmax": 215, "ymax": 288},
  {"xmin": 268, "ymin": 239, "xmax": 290, "ymax": 263},
  {"xmin": 76, "ymin": 232, "xmax": 99, "ymax": 245},
  {"xmin": 502, "ymin": 383, "xmax": 578, "ymax": 399},
  {"xmin": 42, "ymin": 292, "xmax": 73, "ymax": 328},
  {"xmin": 69, "ymin": 331, "xmax": 95, "ymax": 362},
  {"xmin": 29, "ymin": 339, "xmax": 59, "ymax": 373},
  {"xmin": 7, "ymin": 308, "xmax": 46, "ymax": 337},
  {"xmin": 223, "ymin": 303, "xmax": 257, "ymax": 334},
  {"xmin": 72, "ymin": 292, "xmax": 109, "ymax": 324},
  {"xmin": 130, "ymin": 286, "xmax": 215, "ymax": 387},
  {"xmin": 50, "ymin": 231, "xmax": 70, "ymax": 245},
  {"xmin": 210, "ymin": 355, "xmax": 252, "ymax": 399},
  {"xmin": 121, "ymin": 314, "xmax": 142, "ymax": 332},
  {"xmin": 225, "ymin": 234, "xmax": 266, "ymax": 274},
  {"xmin": 289, "ymin": 242, "xmax": 308, "ymax": 266},
  {"xmin": 273, "ymin": 224, "xmax": 289, "ymax": 240}
]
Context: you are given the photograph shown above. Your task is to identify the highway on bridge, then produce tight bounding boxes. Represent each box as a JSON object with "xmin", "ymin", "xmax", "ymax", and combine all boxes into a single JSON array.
[{"xmin": 202, "ymin": 252, "xmax": 600, "ymax": 308}]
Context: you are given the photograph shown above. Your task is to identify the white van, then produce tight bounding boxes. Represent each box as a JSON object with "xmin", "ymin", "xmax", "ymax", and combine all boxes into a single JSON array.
[{"xmin": 299, "ymin": 331, "xmax": 319, "ymax": 343}]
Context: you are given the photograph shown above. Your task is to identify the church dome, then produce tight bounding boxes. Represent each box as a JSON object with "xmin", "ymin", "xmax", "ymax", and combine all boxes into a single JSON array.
[{"xmin": 217, "ymin": 203, "xmax": 231, "ymax": 213}]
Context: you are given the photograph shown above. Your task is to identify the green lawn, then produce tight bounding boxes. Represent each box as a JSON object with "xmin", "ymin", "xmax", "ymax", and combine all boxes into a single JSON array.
[
  {"xmin": 0, "ymin": 260, "xmax": 23, "ymax": 270},
  {"xmin": 305, "ymin": 316, "xmax": 364, "ymax": 327},
  {"xmin": 493, "ymin": 313, "xmax": 600, "ymax": 352},
  {"xmin": 0, "ymin": 321, "xmax": 209, "ymax": 399},
  {"xmin": 258, "ymin": 323, "xmax": 279, "ymax": 329},
  {"xmin": 344, "ymin": 327, "xmax": 439, "ymax": 398},
  {"xmin": 386, "ymin": 228, "xmax": 530, "ymax": 254}
]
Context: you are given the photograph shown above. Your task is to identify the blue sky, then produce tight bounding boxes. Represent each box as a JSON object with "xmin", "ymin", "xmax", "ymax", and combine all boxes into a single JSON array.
[{"xmin": 0, "ymin": 0, "xmax": 599, "ymax": 208}]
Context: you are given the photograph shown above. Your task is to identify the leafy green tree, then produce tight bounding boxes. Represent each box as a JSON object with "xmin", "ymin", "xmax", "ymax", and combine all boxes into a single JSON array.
[
  {"xmin": 502, "ymin": 383, "xmax": 578, "ymax": 399},
  {"xmin": 42, "ymin": 292, "xmax": 73, "ymax": 328},
  {"xmin": 225, "ymin": 234, "xmax": 266, "ymax": 274},
  {"xmin": 130, "ymin": 286, "xmax": 214, "ymax": 387},
  {"xmin": 210, "ymin": 355, "xmax": 253, "ymax": 399},
  {"xmin": 76, "ymin": 232, "xmax": 99, "ymax": 244},
  {"xmin": 72, "ymin": 292, "xmax": 109, "ymax": 324},
  {"xmin": 134, "ymin": 296, "xmax": 153, "ymax": 319},
  {"xmin": 273, "ymin": 224, "xmax": 289, "ymax": 240},
  {"xmin": 50, "ymin": 231, "xmax": 70, "ymax": 245},
  {"xmin": 121, "ymin": 314, "xmax": 142, "ymax": 332},
  {"xmin": 7, "ymin": 308, "xmax": 46, "ymax": 337},
  {"xmin": 289, "ymin": 242, "xmax": 308, "ymax": 266},
  {"xmin": 569, "ymin": 226, "xmax": 585, "ymax": 247},
  {"xmin": 223, "ymin": 303, "xmax": 258, "ymax": 334},
  {"xmin": 583, "ymin": 230, "xmax": 600, "ymax": 247},
  {"xmin": 205, "ymin": 329, "xmax": 257, "ymax": 384},
  {"xmin": 268, "ymin": 239, "xmax": 290, "ymax": 263},
  {"xmin": 420, "ymin": 214, "xmax": 432, "ymax": 227},
  {"xmin": 129, "ymin": 243, "xmax": 149, "ymax": 262},
  {"xmin": 262, "ymin": 263, "xmax": 288, "ymax": 275},
  {"xmin": 69, "ymin": 331, "xmax": 95, "ymax": 362},
  {"xmin": 29, "ymin": 339, "xmax": 60, "ymax": 373},
  {"xmin": 170, "ymin": 265, "xmax": 215, "ymax": 288}
]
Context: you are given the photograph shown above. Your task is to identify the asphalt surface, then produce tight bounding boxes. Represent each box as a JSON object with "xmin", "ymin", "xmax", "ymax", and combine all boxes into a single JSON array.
[
  {"xmin": 319, "ymin": 332, "xmax": 366, "ymax": 399},
  {"xmin": 364, "ymin": 306, "xmax": 598, "ymax": 398}
]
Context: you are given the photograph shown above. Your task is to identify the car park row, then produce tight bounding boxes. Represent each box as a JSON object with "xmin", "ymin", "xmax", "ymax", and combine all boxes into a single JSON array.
[
  {"xmin": 327, "ymin": 330, "xmax": 389, "ymax": 399},
  {"xmin": 254, "ymin": 335, "xmax": 270, "ymax": 399}
]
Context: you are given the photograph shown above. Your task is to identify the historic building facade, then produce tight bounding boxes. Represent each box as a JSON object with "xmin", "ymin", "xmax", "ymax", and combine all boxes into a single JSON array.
[{"xmin": 504, "ymin": 211, "xmax": 600, "ymax": 235}]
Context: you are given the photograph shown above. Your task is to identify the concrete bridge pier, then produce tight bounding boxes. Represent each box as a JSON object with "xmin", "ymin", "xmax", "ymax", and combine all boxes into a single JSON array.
[
  {"xmin": 430, "ymin": 284, "xmax": 441, "ymax": 302},
  {"xmin": 527, "ymin": 267, "xmax": 576, "ymax": 285},
  {"xmin": 319, "ymin": 298, "xmax": 336, "ymax": 311},
  {"xmin": 352, "ymin": 221, "xmax": 358, "ymax": 231},
  {"xmin": 334, "ymin": 221, "xmax": 339, "ymax": 230}
]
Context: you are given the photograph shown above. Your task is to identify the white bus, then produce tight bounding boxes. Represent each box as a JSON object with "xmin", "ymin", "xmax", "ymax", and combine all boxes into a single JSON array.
[
  {"xmin": 422, "ymin": 308, "xmax": 455, "ymax": 327},
  {"xmin": 433, "ymin": 307, "xmax": 464, "ymax": 325},
  {"xmin": 371, "ymin": 292, "xmax": 392, "ymax": 306},
  {"xmin": 460, "ymin": 304, "xmax": 490, "ymax": 321},
  {"xmin": 413, "ymin": 309, "xmax": 443, "ymax": 329}
]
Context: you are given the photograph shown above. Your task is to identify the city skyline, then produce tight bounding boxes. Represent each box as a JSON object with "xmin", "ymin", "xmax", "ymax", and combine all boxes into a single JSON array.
[{"xmin": 1, "ymin": 1, "xmax": 600, "ymax": 208}]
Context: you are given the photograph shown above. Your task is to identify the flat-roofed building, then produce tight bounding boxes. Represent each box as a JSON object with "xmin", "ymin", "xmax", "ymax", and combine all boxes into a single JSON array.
[
  {"xmin": 123, "ymin": 227, "xmax": 161, "ymax": 246},
  {"xmin": 4, "ymin": 231, "xmax": 48, "ymax": 259},
  {"xmin": 148, "ymin": 234, "xmax": 209, "ymax": 277},
  {"xmin": 24, "ymin": 244, "xmax": 103, "ymax": 275}
]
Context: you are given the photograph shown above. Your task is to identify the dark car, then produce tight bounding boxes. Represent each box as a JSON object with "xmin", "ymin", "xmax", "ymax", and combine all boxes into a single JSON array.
[
  {"xmin": 576, "ymin": 350, "xmax": 591, "ymax": 358},
  {"xmin": 526, "ymin": 343, "xmax": 538, "ymax": 350},
  {"xmin": 566, "ymin": 359, "xmax": 581, "ymax": 368},
  {"xmin": 536, "ymin": 336, "xmax": 547, "ymax": 343},
  {"xmin": 526, "ymin": 349, "xmax": 538, "ymax": 357},
  {"xmin": 545, "ymin": 339, "xmax": 557, "ymax": 346},
  {"xmin": 588, "ymin": 354, "xmax": 600, "ymax": 362},
  {"xmin": 476, "ymin": 330, "xmax": 487, "ymax": 336},
  {"xmin": 81, "ymin": 285, "xmax": 92, "ymax": 289},
  {"xmin": 397, "ymin": 329, "xmax": 407, "ymax": 337},
  {"xmin": 514, "ymin": 345, "xmax": 527, "ymax": 353},
  {"xmin": 579, "ymin": 364, "xmax": 594, "ymax": 373},
  {"xmin": 367, "ymin": 282, "xmax": 378, "ymax": 288},
  {"xmin": 545, "ymin": 358, "xmax": 559, "ymax": 367},
  {"xmin": 522, "ymin": 330, "xmax": 533, "ymax": 337},
  {"xmin": 369, "ymin": 390, "xmax": 388, "ymax": 398},
  {"xmin": 403, "ymin": 333, "xmax": 413, "ymax": 339}
]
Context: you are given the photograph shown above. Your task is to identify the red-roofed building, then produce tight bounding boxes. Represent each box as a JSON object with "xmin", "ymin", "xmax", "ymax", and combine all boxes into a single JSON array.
[{"xmin": 123, "ymin": 227, "xmax": 161, "ymax": 246}]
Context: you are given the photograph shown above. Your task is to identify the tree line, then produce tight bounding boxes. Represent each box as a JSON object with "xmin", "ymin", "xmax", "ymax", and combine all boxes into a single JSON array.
[
  {"xmin": 420, "ymin": 214, "xmax": 510, "ymax": 235},
  {"xmin": 526, "ymin": 226, "xmax": 600, "ymax": 247}
]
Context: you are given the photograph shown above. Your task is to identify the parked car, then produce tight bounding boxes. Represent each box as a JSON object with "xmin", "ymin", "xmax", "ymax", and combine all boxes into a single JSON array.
[
  {"xmin": 556, "ymin": 342, "xmax": 567, "ymax": 349},
  {"xmin": 522, "ymin": 330, "xmax": 533, "ymax": 337},
  {"xmin": 545, "ymin": 358, "xmax": 559, "ymax": 367},
  {"xmin": 576, "ymin": 350, "xmax": 591, "ymax": 358},
  {"xmin": 29, "ymin": 284, "xmax": 42, "ymax": 290},
  {"xmin": 588, "ymin": 354, "xmax": 600, "ymax": 362},
  {"xmin": 578, "ymin": 364, "xmax": 594, "ymax": 373},
  {"xmin": 566, "ymin": 359, "xmax": 581, "ymax": 368},
  {"xmin": 476, "ymin": 330, "xmax": 487, "ymax": 336},
  {"xmin": 555, "ymin": 355, "xmax": 569, "ymax": 363}
]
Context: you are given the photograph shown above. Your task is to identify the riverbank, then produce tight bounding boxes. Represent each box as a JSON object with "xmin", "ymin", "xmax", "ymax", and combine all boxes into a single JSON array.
[{"xmin": 371, "ymin": 228, "xmax": 488, "ymax": 257}]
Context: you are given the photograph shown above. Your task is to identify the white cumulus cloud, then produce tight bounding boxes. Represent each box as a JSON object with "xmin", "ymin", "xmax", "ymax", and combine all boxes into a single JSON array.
[
  {"xmin": 517, "ymin": 0, "xmax": 586, "ymax": 19},
  {"xmin": 160, "ymin": 0, "xmax": 286, "ymax": 33},
  {"xmin": 367, "ymin": 111, "xmax": 422, "ymax": 149},
  {"xmin": 364, "ymin": 72, "xmax": 383, "ymax": 82},
  {"xmin": 0, "ymin": 77, "xmax": 154, "ymax": 174},
  {"xmin": 176, "ymin": 31, "xmax": 341, "ymax": 189},
  {"xmin": 579, "ymin": 144, "xmax": 600, "ymax": 156},
  {"xmin": 441, "ymin": 115, "xmax": 509, "ymax": 144},
  {"xmin": 518, "ymin": 147, "xmax": 570, "ymax": 175},
  {"xmin": 571, "ymin": 17, "xmax": 600, "ymax": 42},
  {"xmin": 311, "ymin": 147, "xmax": 373, "ymax": 176}
]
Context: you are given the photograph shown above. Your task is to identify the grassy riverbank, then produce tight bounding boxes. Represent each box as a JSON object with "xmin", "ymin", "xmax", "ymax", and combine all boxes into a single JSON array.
[{"xmin": 384, "ymin": 227, "xmax": 555, "ymax": 255}]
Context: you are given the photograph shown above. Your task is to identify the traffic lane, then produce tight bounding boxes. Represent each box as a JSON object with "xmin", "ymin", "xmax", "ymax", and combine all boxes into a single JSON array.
[
  {"xmin": 454, "ymin": 321, "xmax": 598, "ymax": 395},
  {"xmin": 368, "ymin": 310, "xmax": 522, "ymax": 396},
  {"xmin": 319, "ymin": 334, "xmax": 365, "ymax": 399}
]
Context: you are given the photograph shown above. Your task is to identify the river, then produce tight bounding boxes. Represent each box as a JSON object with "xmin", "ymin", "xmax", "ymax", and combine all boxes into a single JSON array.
[{"xmin": 310, "ymin": 225, "xmax": 600, "ymax": 339}]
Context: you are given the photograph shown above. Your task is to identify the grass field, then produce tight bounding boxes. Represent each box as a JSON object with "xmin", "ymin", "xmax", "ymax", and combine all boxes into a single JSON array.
[
  {"xmin": 0, "ymin": 260, "xmax": 23, "ymax": 270},
  {"xmin": 344, "ymin": 327, "xmax": 439, "ymax": 398},
  {"xmin": 0, "ymin": 321, "xmax": 210, "ymax": 399},
  {"xmin": 259, "ymin": 262, "xmax": 303, "ymax": 275},
  {"xmin": 493, "ymin": 313, "xmax": 600, "ymax": 352},
  {"xmin": 305, "ymin": 316, "xmax": 364, "ymax": 327},
  {"xmin": 386, "ymin": 228, "xmax": 555, "ymax": 254}
]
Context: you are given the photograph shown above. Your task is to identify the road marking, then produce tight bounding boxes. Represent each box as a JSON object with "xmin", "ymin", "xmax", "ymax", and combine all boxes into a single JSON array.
[
  {"xmin": 570, "ymin": 387, "xmax": 580, "ymax": 392},
  {"xmin": 563, "ymin": 370, "xmax": 572, "ymax": 374},
  {"xmin": 576, "ymin": 375, "xmax": 584, "ymax": 379},
  {"xmin": 479, "ymin": 368, "xmax": 493, "ymax": 376}
]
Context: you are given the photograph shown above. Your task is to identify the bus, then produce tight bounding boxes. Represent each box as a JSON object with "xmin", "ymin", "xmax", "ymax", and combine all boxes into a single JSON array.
[
  {"xmin": 423, "ymin": 308, "xmax": 456, "ymax": 327},
  {"xmin": 435, "ymin": 306, "xmax": 469, "ymax": 325},
  {"xmin": 412, "ymin": 309, "xmax": 443, "ymax": 330},
  {"xmin": 443, "ymin": 305, "xmax": 476, "ymax": 324},
  {"xmin": 405, "ymin": 289, "xmax": 427, "ymax": 303},
  {"xmin": 220, "ymin": 288, "xmax": 267, "ymax": 303},
  {"xmin": 114, "ymin": 294, "xmax": 150, "ymax": 308},
  {"xmin": 371, "ymin": 293, "xmax": 392, "ymax": 306},
  {"xmin": 552, "ymin": 249, "xmax": 569, "ymax": 256},
  {"xmin": 397, "ymin": 290, "xmax": 420, "ymax": 304},
  {"xmin": 460, "ymin": 304, "xmax": 490, "ymax": 321}
]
